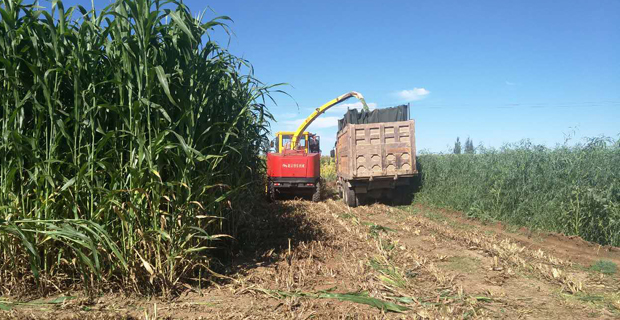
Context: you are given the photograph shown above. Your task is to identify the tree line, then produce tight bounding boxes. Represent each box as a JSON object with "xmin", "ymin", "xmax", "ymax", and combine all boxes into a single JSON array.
[{"xmin": 453, "ymin": 137, "xmax": 475, "ymax": 154}]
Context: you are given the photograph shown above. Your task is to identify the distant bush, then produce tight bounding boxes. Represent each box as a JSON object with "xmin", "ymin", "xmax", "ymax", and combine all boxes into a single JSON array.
[{"xmin": 415, "ymin": 137, "xmax": 620, "ymax": 246}]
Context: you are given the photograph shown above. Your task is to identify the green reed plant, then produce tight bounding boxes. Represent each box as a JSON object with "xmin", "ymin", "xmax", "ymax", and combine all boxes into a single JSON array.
[
  {"xmin": 0, "ymin": 0, "xmax": 277, "ymax": 294},
  {"xmin": 415, "ymin": 137, "xmax": 620, "ymax": 246}
]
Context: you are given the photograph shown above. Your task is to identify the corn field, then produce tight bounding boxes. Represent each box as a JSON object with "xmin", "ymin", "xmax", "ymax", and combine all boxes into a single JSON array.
[
  {"xmin": 0, "ymin": 0, "xmax": 276, "ymax": 294},
  {"xmin": 416, "ymin": 137, "xmax": 620, "ymax": 246}
]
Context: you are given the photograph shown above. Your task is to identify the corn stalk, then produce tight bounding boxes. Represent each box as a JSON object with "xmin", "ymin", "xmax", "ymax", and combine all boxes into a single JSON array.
[{"xmin": 0, "ymin": 0, "xmax": 276, "ymax": 295}]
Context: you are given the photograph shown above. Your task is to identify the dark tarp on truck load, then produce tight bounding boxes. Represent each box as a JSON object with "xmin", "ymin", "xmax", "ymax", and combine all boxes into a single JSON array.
[{"xmin": 338, "ymin": 104, "xmax": 409, "ymax": 133}]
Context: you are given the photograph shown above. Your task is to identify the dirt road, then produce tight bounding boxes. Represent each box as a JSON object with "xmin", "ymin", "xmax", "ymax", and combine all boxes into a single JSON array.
[{"xmin": 3, "ymin": 199, "xmax": 620, "ymax": 319}]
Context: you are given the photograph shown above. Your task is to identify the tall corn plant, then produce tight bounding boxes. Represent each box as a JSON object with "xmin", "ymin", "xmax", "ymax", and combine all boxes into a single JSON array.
[{"xmin": 0, "ymin": 0, "xmax": 276, "ymax": 294}]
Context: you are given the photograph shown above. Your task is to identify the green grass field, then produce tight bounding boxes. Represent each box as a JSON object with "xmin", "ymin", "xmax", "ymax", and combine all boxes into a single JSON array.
[{"xmin": 415, "ymin": 137, "xmax": 620, "ymax": 246}]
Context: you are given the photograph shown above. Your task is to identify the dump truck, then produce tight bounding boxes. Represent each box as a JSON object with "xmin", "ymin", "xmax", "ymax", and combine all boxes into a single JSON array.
[
  {"xmin": 266, "ymin": 91, "xmax": 370, "ymax": 201},
  {"xmin": 334, "ymin": 105, "xmax": 418, "ymax": 207}
]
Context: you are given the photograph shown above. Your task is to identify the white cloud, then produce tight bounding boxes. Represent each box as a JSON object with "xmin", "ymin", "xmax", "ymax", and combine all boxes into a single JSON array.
[
  {"xmin": 505, "ymin": 81, "xmax": 517, "ymax": 86},
  {"xmin": 282, "ymin": 116, "xmax": 341, "ymax": 130},
  {"xmin": 396, "ymin": 88, "xmax": 430, "ymax": 101}
]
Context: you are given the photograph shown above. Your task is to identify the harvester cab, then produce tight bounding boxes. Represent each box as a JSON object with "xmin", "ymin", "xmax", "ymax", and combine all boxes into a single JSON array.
[
  {"xmin": 266, "ymin": 91, "xmax": 368, "ymax": 202},
  {"xmin": 271, "ymin": 132, "xmax": 320, "ymax": 154}
]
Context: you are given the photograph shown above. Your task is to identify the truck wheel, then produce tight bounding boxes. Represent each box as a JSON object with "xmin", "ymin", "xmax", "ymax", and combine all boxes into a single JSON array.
[
  {"xmin": 343, "ymin": 183, "xmax": 357, "ymax": 207},
  {"xmin": 393, "ymin": 185, "xmax": 413, "ymax": 206},
  {"xmin": 355, "ymin": 193, "xmax": 367, "ymax": 206},
  {"xmin": 312, "ymin": 181, "xmax": 321, "ymax": 202}
]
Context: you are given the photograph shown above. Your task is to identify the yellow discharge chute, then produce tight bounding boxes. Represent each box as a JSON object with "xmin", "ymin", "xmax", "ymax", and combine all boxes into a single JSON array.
[{"xmin": 290, "ymin": 91, "xmax": 368, "ymax": 150}]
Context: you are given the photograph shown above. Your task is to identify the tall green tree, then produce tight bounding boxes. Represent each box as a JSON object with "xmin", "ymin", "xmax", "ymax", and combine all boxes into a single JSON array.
[
  {"xmin": 465, "ymin": 137, "xmax": 475, "ymax": 154},
  {"xmin": 453, "ymin": 137, "xmax": 462, "ymax": 154}
]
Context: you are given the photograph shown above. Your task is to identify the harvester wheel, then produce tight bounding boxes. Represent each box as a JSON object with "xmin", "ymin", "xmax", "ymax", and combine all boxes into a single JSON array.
[
  {"xmin": 343, "ymin": 183, "xmax": 357, "ymax": 207},
  {"xmin": 266, "ymin": 181, "xmax": 276, "ymax": 202},
  {"xmin": 312, "ymin": 181, "xmax": 321, "ymax": 202}
]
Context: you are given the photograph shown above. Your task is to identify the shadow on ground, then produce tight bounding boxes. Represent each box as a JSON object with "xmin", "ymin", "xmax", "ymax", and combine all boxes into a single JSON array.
[
  {"xmin": 223, "ymin": 199, "xmax": 328, "ymax": 277},
  {"xmin": 323, "ymin": 176, "xmax": 421, "ymax": 206},
  {"xmin": 220, "ymin": 173, "xmax": 423, "ymax": 279}
]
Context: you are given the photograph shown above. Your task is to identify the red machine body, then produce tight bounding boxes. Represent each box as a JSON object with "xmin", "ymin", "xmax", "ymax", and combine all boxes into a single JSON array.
[
  {"xmin": 266, "ymin": 150, "xmax": 320, "ymax": 179},
  {"xmin": 266, "ymin": 149, "xmax": 321, "ymax": 200}
]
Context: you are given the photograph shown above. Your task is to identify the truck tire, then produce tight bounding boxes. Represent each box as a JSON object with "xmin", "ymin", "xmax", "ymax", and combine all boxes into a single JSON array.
[
  {"xmin": 393, "ymin": 185, "xmax": 413, "ymax": 206},
  {"xmin": 355, "ymin": 193, "xmax": 367, "ymax": 206},
  {"xmin": 312, "ymin": 181, "xmax": 321, "ymax": 202},
  {"xmin": 343, "ymin": 183, "xmax": 357, "ymax": 207}
]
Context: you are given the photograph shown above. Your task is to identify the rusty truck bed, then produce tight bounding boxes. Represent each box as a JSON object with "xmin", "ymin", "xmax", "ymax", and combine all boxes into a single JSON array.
[{"xmin": 336, "ymin": 120, "xmax": 417, "ymax": 180}]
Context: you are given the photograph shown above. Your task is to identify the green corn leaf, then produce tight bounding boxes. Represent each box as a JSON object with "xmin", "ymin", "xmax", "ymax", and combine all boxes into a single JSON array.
[
  {"xmin": 153, "ymin": 65, "xmax": 177, "ymax": 106},
  {"xmin": 168, "ymin": 11, "xmax": 195, "ymax": 41}
]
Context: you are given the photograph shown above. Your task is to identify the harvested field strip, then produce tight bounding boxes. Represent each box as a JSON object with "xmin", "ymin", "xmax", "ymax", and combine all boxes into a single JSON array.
[
  {"xmin": 356, "ymin": 202, "xmax": 620, "ymax": 316},
  {"xmin": 321, "ymin": 200, "xmax": 620, "ymax": 316},
  {"xmin": 2, "ymin": 199, "xmax": 619, "ymax": 319}
]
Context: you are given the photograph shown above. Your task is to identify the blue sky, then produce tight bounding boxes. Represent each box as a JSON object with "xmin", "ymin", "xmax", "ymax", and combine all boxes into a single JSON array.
[{"xmin": 62, "ymin": 0, "xmax": 619, "ymax": 152}]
